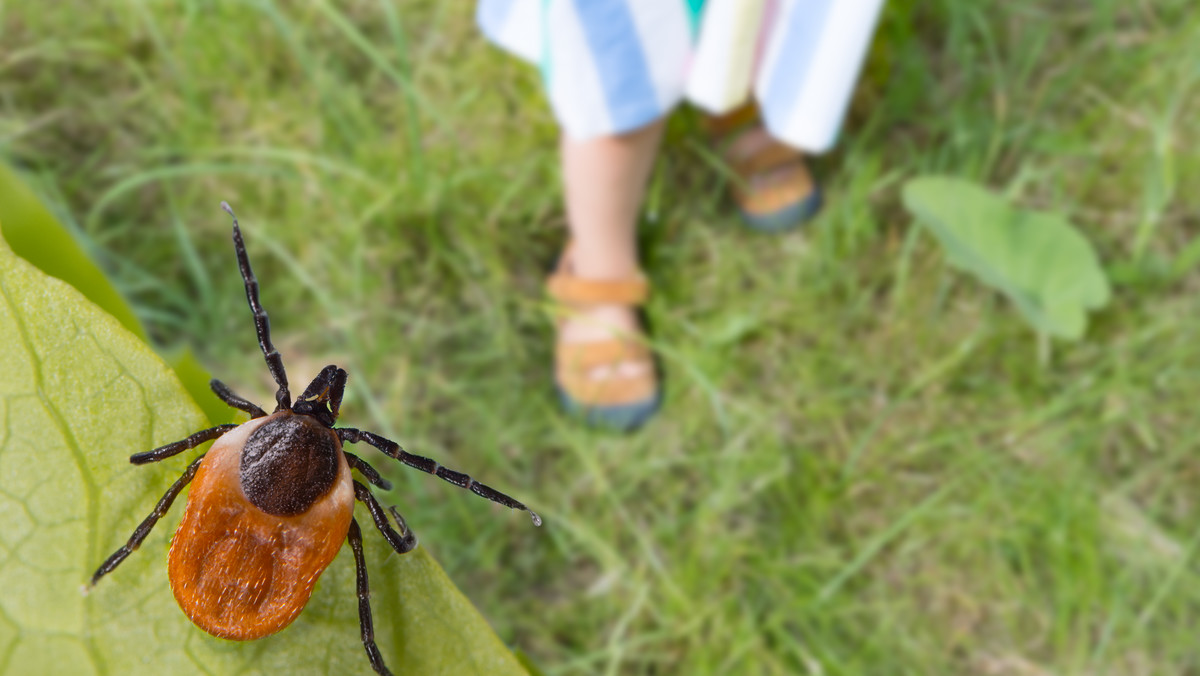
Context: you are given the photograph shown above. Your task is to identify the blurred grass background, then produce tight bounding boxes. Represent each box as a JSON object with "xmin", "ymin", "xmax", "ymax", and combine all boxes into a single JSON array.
[{"xmin": 3, "ymin": 0, "xmax": 1200, "ymax": 673}]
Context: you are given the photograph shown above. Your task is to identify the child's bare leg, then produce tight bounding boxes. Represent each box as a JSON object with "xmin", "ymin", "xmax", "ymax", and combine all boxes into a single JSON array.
[{"xmin": 558, "ymin": 120, "xmax": 664, "ymax": 381}]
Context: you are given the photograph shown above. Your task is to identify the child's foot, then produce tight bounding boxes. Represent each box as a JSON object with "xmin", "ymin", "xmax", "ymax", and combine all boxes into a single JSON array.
[
  {"xmin": 709, "ymin": 104, "xmax": 823, "ymax": 231},
  {"xmin": 548, "ymin": 246, "xmax": 660, "ymax": 431}
]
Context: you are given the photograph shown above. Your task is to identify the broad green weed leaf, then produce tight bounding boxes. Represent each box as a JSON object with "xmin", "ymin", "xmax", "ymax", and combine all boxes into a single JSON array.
[
  {"xmin": 0, "ymin": 242, "xmax": 530, "ymax": 675},
  {"xmin": 0, "ymin": 164, "xmax": 229, "ymax": 424},
  {"xmin": 902, "ymin": 176, "xmax": 1110, "ymax": 340}
]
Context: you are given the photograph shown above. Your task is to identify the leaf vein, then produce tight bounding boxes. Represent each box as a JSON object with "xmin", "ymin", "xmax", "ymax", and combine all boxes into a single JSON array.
[{"xmin": 0, "ymin": 272, "xmax": 106, "ymax": 676}]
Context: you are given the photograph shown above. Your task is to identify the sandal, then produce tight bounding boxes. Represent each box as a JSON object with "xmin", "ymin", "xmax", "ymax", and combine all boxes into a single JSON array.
[
  {"xmin": 708, "ymin": 103, "xmax": 823, "ymax": 232},
  {"xmin": 547, "ymin": 244, "xmax": 661, "ymax": 431}
]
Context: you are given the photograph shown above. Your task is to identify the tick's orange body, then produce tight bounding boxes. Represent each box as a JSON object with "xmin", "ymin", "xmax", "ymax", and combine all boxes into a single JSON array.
[{"xmin": 167, "ymin": 412, "xmax": 354, "ymax": 640}]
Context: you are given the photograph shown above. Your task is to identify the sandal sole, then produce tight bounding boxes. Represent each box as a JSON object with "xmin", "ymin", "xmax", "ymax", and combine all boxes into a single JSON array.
[
  {"xmin": 555, "ymin": 384, "xmax": 662, "ymax": 432},
  {"xmin": 739, "ymin": 185, "xmax": 823, "ymax": 233}
]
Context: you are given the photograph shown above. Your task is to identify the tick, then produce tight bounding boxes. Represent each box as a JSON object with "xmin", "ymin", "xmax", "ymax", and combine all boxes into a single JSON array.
[{"xmin": 88, "ymin": 202, "xmax": 540, "ymax": 676}]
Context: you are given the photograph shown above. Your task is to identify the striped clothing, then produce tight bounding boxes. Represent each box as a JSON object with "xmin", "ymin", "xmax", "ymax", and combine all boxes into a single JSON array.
[{"xmin": 478, "ymin": 0, "xmax": 885, "ymax": 153}]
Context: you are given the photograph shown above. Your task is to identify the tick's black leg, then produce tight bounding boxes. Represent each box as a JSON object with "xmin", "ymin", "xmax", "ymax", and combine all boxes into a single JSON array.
[
  {"xmin": 88, "ymin": 454, "xmax": 205, "ymax": 588},
  {"xmin": 348, "ymin": 518, "xmax": 393, "ymax": 676},
  {"xmin": 354, "ymin": 480, "xmax": 417, "ymax": 554},
  {"xmin": 294, "ymin": 365, "xmax": 348, "ymax": 427},
  {"xmin": 210, "ymin": 379, "xmax": 268, "ymax": 418},
  {"xmin": 344, "ymin": 452, "xmax": 392, "ymax": 490},
  {"xmin": 222, "ymin": 201, "xmax": 291, "ymax": 412},
  {"xmin": 338, "ymin": 428, "xmax": 542, "ymax": 527},
  {"xmin": 130, "ymin": 425, "xmax": 238, "ymax": 465}
]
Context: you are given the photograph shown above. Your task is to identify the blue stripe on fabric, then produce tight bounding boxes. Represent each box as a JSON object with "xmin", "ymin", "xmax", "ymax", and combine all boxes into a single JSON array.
[
  {"xmin": 763, "ymin": 0, "xmax": 835, "ymax": 123},
  {"xmin": 476, "ymin": 0, "xmax": 516, "ymax": 42},
  {"xmin": 572, "ymin": 0, "xmax": 663, "ymax": 134}
]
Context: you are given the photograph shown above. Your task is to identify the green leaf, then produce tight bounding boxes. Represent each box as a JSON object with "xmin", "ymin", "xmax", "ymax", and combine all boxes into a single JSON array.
[
  {"xmin": 902, "ymin": 176, "xmax": 1111, "ymax": 340},
  {"xmin": 0, "ymin": 164, "xmax": 144, "ymax": 339},
  {"xmin": 0, "ymin": 243, "xmax": 530, "ymax": 675},
  {"xmin": 0, "ymin": 164, "xmax": 231, "ymax": 425}
]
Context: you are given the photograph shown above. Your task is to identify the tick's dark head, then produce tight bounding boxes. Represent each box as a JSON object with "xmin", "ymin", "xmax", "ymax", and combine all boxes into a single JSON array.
[{"xmin": 291, "ymin": 364, "xmax": 348, "ymax": 427}]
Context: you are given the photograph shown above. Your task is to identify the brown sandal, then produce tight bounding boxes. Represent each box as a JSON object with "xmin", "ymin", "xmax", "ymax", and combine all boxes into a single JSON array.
[
  {"xmin": 708, "ymin": 102, "xmax": 823, "ymax": 231},
  {"xmin": 546, "ymin": 245, "xmax": 661, "ymax": 430}
]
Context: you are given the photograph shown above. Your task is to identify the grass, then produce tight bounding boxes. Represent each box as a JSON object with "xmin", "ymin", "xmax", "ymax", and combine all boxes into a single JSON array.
[{"xmin": 4, "ymin": 0, "xmax": 1200, "ymax": 673}]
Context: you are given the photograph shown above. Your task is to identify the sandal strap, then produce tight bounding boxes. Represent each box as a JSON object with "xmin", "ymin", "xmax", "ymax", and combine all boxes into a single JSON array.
[
  {"xmin": 547, "ymin": 273, "xmax": 648, "ymax": 306},
  {"xmin": 557, "ymin": 338, "xmax": 650, "ymax": 371},
  {"xmin": 556, "ymin": 337, "xmax": 657, "ymax": 406},
  {"xmin": 706, "ymin": 101, "xmax": 760, "ymax": 138},
  {"xmin": 706, "ymin": 102, "xmax": 805, "ymax": 178},
  {"xmin": 731, "ymin": 141, "xmax": 803, "ymax": 178}
]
